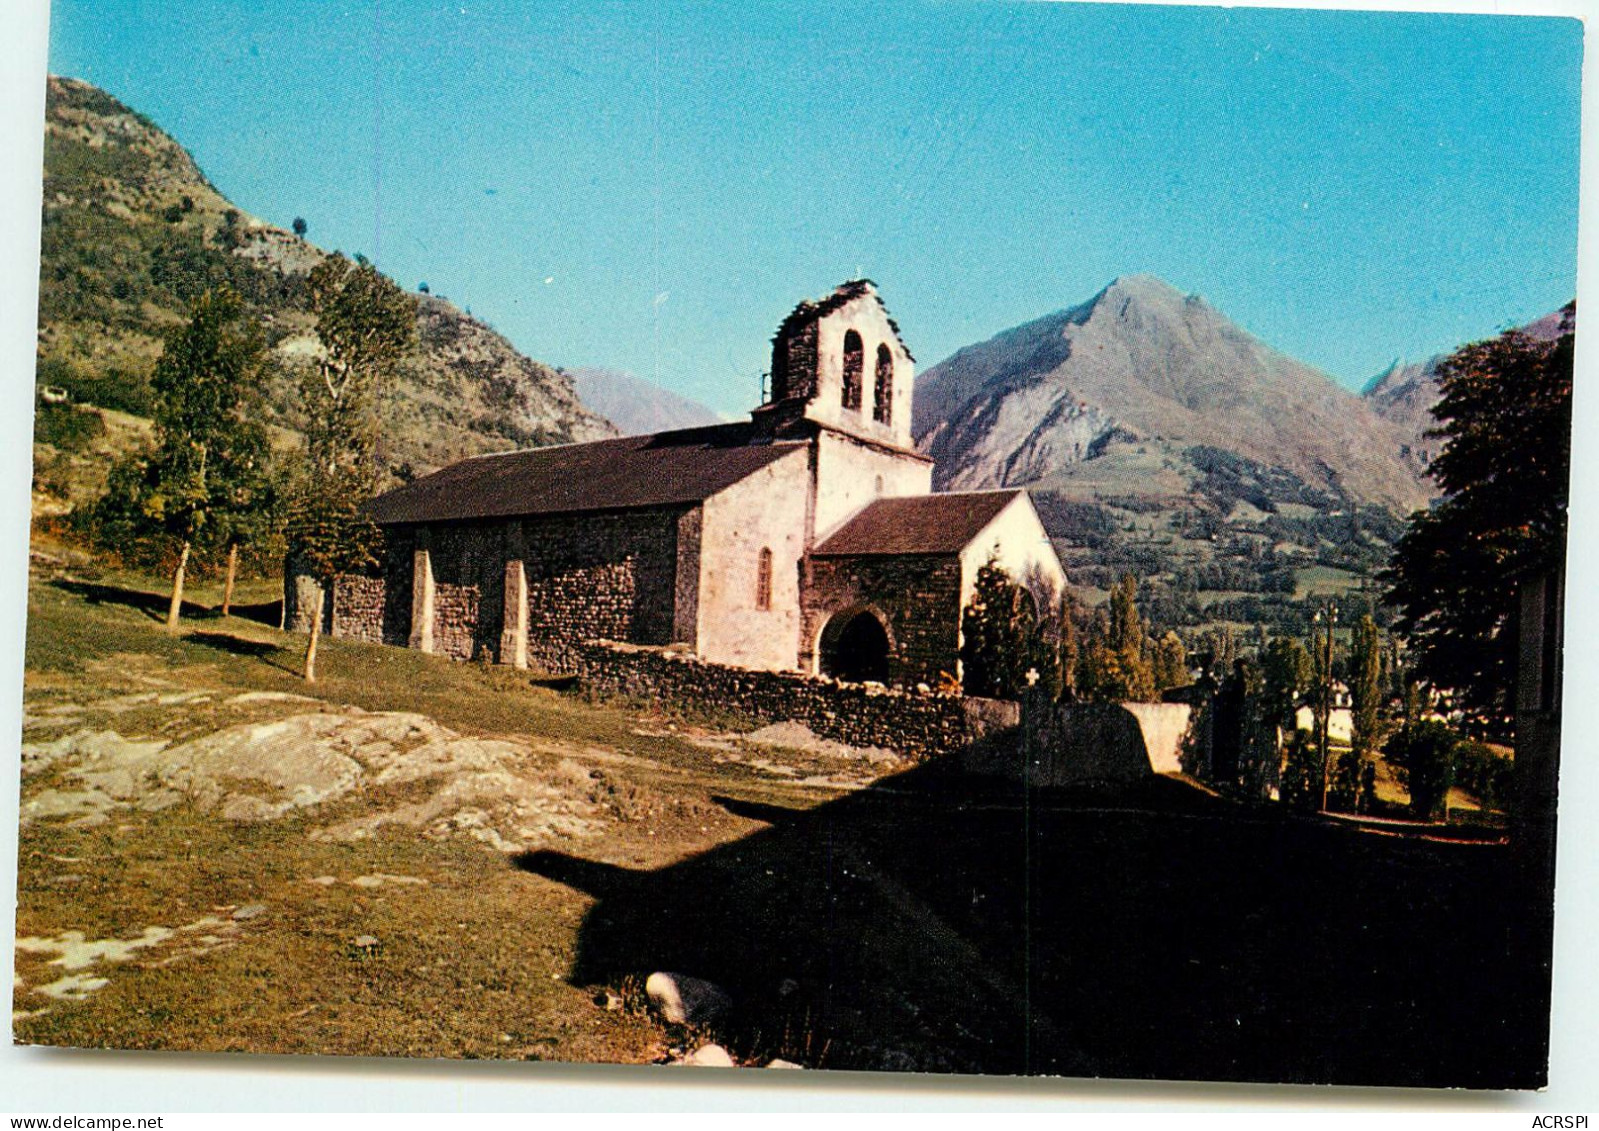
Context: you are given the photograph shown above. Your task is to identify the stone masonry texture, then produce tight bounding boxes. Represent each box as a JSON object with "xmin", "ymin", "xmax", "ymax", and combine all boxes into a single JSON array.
[
  {"xmin": 569, "ymin": 640, "xmax": 1015, "ymax": 762},
  {"xmin": 321, "ymin": 507, "xmax": 691, "ymax": 668},
  {"xmin": 802, "ymin": 553, "xmax": 963, "ymax": 686}
]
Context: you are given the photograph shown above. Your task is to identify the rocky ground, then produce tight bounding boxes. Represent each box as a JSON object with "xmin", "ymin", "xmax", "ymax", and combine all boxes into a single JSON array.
[{"xmin": 12, "ymin": 571, "xmax": 907, "ymax": 1068}]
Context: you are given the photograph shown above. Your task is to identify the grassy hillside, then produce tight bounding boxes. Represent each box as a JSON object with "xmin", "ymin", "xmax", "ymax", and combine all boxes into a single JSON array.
[{"xmin": 33, "ymin": 76, "xmax": 614, "ymax": 526}]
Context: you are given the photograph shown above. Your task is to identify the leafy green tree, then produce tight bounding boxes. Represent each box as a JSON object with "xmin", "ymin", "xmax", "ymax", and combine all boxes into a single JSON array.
[
  {"xmin": 292, "ymin": 217, "xmax": 308, "ymax": 237},
  {"xmin": 1453, "ymin": 740, "xmax": 1514, "ymax": 811},
  {"xmin": 1260, "ymin": 637, "xmax": 1313, "ymax": 734},
  {"xmin": 1382, "ymin": 314, "xmax": 1574, "ymax": 717},
  {"xmin": 1077, "ymin": 575, "xmax": 1157, "ymax": 702},
  {"xmin": 92, "ymin": 287, "xmax": 272, "ymax": 630},
  {"xmin": 211, "ymin": 457, "xmax": 285, "ymax": 616},
  {"xmin": 301, "ymin": 253, "xmax": 417, "ymax": 482},
  {"xmin": 1280, "ymin": 728, "xmax": 1321, "ymax": 812},
  {"xmin": 1152, "ymin": 631, "xmax": 1190, "ymax": 692},
  {"xmin": 287, "ymin": 253, "xmax": 417, "ymax": 681}
]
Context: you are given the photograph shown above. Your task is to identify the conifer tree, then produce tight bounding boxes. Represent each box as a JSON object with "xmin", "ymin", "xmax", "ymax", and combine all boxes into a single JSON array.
[
  {"xmin": 958, "ymin": 555, "xmax": 1042, "ymax": 700},
  {"xmin": 1345, "ymin": 614, "xmax": 1385, "ymax": 811}
]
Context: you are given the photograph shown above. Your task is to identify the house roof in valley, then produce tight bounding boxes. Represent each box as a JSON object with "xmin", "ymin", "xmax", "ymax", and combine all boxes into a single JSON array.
[
  {"xmin": 365, "ymin": 423, "xmax": 805, "ymax": 525},
  {"xmin": 811, "ymin": 489, "xmax": 1023, "ymax": 556}
]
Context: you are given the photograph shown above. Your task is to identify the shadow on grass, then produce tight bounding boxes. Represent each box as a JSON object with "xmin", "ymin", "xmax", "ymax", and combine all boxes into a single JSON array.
[
  {"xmin": 52, "ymin": 579, "xmax": 220, "ymax": 624},
  {"xmin": 185, "ymin": 631, "xmax": 299, "ymax": 675},
  {"xmin": 228, "ymin": 599, "xmax": 284, "ymax": 628},
  {"xmin": 48, "ymin": 580, "xmax": 285, "ymax": 631},
  {"xmin": 516, "ymin": 760, "xmax": 1552, "ymax": 1086}
]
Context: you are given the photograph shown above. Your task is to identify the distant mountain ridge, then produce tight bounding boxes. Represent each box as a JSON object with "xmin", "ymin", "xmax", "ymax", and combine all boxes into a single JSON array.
[
  {"xmin": 915, "ymin": 274, "xmax": 1429, "ymax": 513},
  {"xmin": 34, "ymin": 75, "xmax": 615, "ymax": 502},
  {"xmin": 910, "ymin": 277, "xmax": 1574, "ymax": 632},
  {"xmin": 1361, "ymin": 302, "xmax": 1576, "ymax": 468},
  {"xmin": 565, "ymin": 367, "xmax": 723, "ymax": 436}
]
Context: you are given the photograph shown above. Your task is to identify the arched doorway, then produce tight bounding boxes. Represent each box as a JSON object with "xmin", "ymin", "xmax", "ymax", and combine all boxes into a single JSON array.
[{"xmin": 818, "ymin": 608, "xmax": 891, "ymax": 684}]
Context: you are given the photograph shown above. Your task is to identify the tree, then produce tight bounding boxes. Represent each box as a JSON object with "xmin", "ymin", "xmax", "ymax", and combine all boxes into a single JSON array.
[
  {"xmin": 1053, "ymin": 591, "xmax": 1080, "ymax": 701},
  {"xmin": 1280, "ymin": 728, "xmax": 1321, "ymax": 811},
  {"xmin": 93, "ymin": 287, "xmax": 271, "ymax": 630},
  {"xmin": 287, "ymin": 253, "xmax": 417, "ymax": 681},
  {"xmin": 301, "ymin": 253, "xmax": 417, "ymax": 482},
  {"xmin": 959, "ymin": 556, "xmax": 1043, "ymax": 700},
  {"xmin": 1385, "ymin": 720, "xmax": 1459, "ymax": 821},
  {"xmin": 1076, "ymin": 575, "xmax": 1157, "ymax": 702},
  {"xmin": 292, "ymin": 217, "xmax": 308, "ymax": 238},
  {"xmin": 1152, "ymin": 631, "xmax": 1190, "ymax": 692},
  {"xmin": 1260, "ymin": 637, "xmax": 1313, "ymax": 735},
  {"xmin": 1382, "ymin": 313, "xmax": 1574, "ymax": 718},
  {"xmin": 1344, "ymin": 614, "xmax": 1385, "ymax": 811},
  {"xmin": 210, "ymin": 457, "xmax": 284, "ymax": 616}
]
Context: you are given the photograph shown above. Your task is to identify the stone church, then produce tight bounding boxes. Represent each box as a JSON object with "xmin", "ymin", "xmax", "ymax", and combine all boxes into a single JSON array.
[{"xmin": 306, "ymin": 281, "xmax": 1065, "ymax": 688}]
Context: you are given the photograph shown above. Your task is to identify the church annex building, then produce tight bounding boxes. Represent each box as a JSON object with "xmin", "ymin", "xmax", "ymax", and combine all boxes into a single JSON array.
[{"xmin": 293, "ymin": 281, "xmax": 1065, "ymax": 688}]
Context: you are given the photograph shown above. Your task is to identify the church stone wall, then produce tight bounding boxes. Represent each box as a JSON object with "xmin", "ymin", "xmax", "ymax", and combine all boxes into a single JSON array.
[
  {"xmin": 324, "ymin": 506, "xmax": 695, "ymax": 669},
  {"xmin": 331, "ymin": 575, "xmax": 386, "ymax": 644},
  {"xmin": 801, "ymin": 553, "xmax": 964, "ymax": 687},
  {"xmin": 433, "ymin": 583, "xmax": 482, "ymax": 661},
  {"xmin": 570, "ymin": 640, "xmax": 1017, "ymax": 763}
]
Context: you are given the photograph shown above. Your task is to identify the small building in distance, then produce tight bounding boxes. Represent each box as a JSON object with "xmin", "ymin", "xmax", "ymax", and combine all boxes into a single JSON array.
[{"xmin": 297, "ymin": 280, "xmax": 1065, "ymax": 687}]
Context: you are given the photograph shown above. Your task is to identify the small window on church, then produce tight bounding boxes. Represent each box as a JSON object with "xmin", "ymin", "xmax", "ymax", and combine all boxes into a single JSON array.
[
  {"xmin": 841, "ymin": 330, "xmax": 863, "ymax": 411},
  {"xmin": 873, "ymin": 343, "xmax": 893, "ymax": 423},
  {"xmin": 756, "ymin": 547, "xmax": 773, "ymax": 610}
]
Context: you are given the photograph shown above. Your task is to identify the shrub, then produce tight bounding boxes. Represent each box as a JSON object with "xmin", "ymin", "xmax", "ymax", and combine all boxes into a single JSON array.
[
  {"xmin": 33, "ymin": 402, "xmax": 104, "ymax": 451},
  {"xmin": 1384, "ymin": 721, "xmax": 1459, "ymax": 821}
]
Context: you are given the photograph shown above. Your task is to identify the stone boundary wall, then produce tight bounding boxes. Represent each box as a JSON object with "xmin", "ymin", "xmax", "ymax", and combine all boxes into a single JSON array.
[
  {"xmin": 974, "ymin": 695, "xmax": 1194, "ymax": 787},
  {"xmin": 570, "ymin": 640, "xmax": 1016, "ymax": 762},
  {"xmin": 297, "ymin": 572, "xmax": 1015, "ymax": 762}
]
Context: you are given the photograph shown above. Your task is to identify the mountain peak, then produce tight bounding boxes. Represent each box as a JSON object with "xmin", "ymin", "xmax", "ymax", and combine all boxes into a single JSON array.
[
  {"xmin": 1103, "ymin": 273, "xmax": 1186, "ymax": 299},
  {"xmin": 913, "ymin": 278, "xmax": 1428, "ymax": 512}
]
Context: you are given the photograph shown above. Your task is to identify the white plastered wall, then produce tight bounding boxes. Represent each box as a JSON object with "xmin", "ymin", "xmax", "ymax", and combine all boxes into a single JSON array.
[
  {"xmin": 696, "ymin": 447, "xmax": 811, "ymax": 670},
  {"xmin": 804, "ymin": 289, "xmax": 917, "ymax": 450},
  {"xmin": 957, "ymin": 492, "xmax": 1068, "ymax": 612},
  {"xmin": 810, "ymin": 429, "xmax": 933, "ymax": 545}
]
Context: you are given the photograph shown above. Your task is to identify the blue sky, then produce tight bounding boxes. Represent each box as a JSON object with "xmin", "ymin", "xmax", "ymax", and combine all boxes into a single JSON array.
[{"xmin": 43, "ymin": 0, "xmax": 1583, "ymax": 416}]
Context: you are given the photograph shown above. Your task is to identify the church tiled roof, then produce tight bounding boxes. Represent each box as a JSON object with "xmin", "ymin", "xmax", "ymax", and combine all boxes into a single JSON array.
[
  {"xmin": 366, "ymin": 423, "xmax": 806, "ymax": 525},
  {"xmin": 811, "ymin": 490, "xmax": 1023, "ymax": 556}
]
